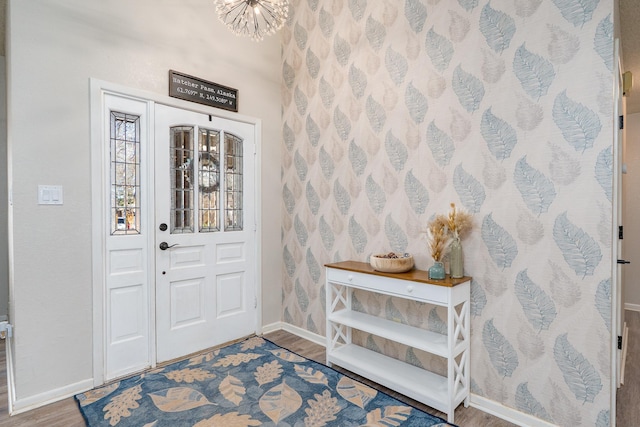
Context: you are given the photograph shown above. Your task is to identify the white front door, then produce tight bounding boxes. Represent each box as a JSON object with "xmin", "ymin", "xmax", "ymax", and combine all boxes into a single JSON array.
[{"xmin": 154, "ymin": 104, "xmax": 257, "ymax": 362}]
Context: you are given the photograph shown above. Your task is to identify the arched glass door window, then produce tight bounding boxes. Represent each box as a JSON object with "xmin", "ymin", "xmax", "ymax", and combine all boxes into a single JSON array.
[{"xmin": 168, "ymin": 126, "xmax": 243, "ymax": 234}]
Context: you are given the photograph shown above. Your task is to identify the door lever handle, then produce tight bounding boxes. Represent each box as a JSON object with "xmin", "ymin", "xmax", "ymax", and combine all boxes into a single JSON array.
[
  {"xmin": 617, "ymin": 259, "xmax": 630, "ymax": 264},
  {"xmin": 159, "ymin": 242, "xmax": 179, "ymax": 250}
]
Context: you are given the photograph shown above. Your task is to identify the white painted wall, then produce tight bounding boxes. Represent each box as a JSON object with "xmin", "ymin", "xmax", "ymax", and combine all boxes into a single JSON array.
[
  {"xmin": 623, "ymin": 112, "xmax": 640, "ymax": 308},
  {"xmin": 6, "ymin": 0, "xmax": 282, "ymax": 407}
]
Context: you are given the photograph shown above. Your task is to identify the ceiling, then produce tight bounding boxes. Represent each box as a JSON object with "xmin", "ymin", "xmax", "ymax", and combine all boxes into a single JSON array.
[{"xmin": 620, "ymin": 0, "xmax": 640, "ymax": 113}]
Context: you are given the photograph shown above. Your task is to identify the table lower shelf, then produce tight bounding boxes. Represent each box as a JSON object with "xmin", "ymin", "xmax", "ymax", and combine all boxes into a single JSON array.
[{"xmin": 327, "ymin": 343, "xmax": 453, "ymax": 416}]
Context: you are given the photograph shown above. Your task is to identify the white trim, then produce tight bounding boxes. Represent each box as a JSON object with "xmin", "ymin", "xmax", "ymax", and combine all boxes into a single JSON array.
[
  {"xmin": 254, "ymin": 120, "xmax": 263, "ymax": 338},
  {"xmin": 621, "ymin": 322, "xmax": 629, "ymax": 385},
  {"xmin": 5, "ymin": 333, "xmax": 16, "ymax": 414},
  {"xmin": 611, "ymin": 39, "xmax": 623, "ymax": 425},
  {"xmin": 470, "ymin": 394, "xmax": 557, "ymax": 427},
  {"xmin": 90, "ymin": 79, "xmax": 105, "ymax": 387},
  {"xmin": 0, "ymin": 315, "xmax": 7, "ymax": 322},
  {"xmin": 147, "ymin": 101, "xmax": 158, "ymax": 372},
  {"xmin": 624, "ymin": 303, "xmax": 640, "ymax": 312},
  {"xmin": 89, "ymin": 79, "xmax": 259, "ymax": 126},
  {"xmin": 262, "ymin": 322, "xmax": 326, "ymax": 348},
  {"xmin": 9, "ymin": 378, "xmax": 94, "ymax": 415}
]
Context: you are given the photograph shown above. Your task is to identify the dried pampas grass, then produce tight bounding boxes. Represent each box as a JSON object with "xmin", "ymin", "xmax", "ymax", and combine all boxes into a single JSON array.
[
  {"xmin": 426, "ymin": 203, "xmax": 474, "ymax": 261},
  {"xmin": 426, "ymin": 214, "xmax": 450, "ymax": 262},
  {"xmin": 447, "ymin": 203, "xmax": 473, "ymax": 240}
]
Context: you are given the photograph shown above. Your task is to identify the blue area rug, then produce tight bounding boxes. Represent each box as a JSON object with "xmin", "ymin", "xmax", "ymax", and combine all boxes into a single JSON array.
[{"xmin": 76, "ymin": 337, "xmax": 452, "ymax": 426}]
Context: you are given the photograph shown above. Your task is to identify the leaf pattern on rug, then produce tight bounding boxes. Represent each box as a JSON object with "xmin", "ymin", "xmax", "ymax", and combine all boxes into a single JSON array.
[
  {"xmin": 294, "ymin": 364, "xmax": 329, "ymax": 386},
  {"xmin": 337, "ymin": 376, "xmax": 377, "ymax": 409},
  {"xmin": 241, "ymin": 336, "xmax": 266, "ymax": 350},
  {"xmin": 188, "ymin": 350, "xmax": 219, "ymax": 366},
  {"xmin": 213, "ymin": 353, "xmax": 263, "ymax": 367},
  {"xmin": 148, "ymin": 387, "xmax": 215, "ymax": 412},
  {"xmin": 255, "ymin": 360, "xmax": 283, "ymax": 385},
  {"xmin": 78, "ymin": 382, "xmax": 119, "ymax": 407},
  {"xmin": 304, "ymin": 389, "xmax": 341, "ymax": 427},
  {"xmin": 220, "ymin": 374, "xmax": 246, "ymax": 405},
  {"xmin": 259, "ymin": 380, "xmax": 303, "ymax": 423},
  {"xmin": 163, "ymin": 368, "xmax": 216, "ymax": 383},
  {"xmin": 103, "ymin": 384, "xmax": 142, "ymax": 426},
  {"xmin": 361, "ymin": 405, "xmax": 412, "ymax": 426},
  {"xmin": 78, "ymin": 338, "xmax": 450, "ymax": 427},
  {"xmin": 192, "ymin": 412, "xmax": 262, "ymax": 427},
  {"xmin": 269, "ymin": 349, "xmax": 306, "ymax": 362}
]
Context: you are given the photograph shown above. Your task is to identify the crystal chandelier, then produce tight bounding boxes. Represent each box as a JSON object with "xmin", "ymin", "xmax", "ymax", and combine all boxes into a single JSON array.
[{"xmin": 215, "ymin": 0, "xmax": 289, "ymax": 42}]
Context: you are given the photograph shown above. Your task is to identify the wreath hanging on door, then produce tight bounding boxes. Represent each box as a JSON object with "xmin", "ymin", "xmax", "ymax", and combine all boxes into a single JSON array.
[{"xmin": 199, "ymin": 152, "xmax": 219, "ymax": 193}]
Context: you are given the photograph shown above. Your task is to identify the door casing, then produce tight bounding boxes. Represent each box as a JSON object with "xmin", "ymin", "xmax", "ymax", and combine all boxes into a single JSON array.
[{"xmin": 90, "ymin": 79, "xmax": 263, "ymax": 386}]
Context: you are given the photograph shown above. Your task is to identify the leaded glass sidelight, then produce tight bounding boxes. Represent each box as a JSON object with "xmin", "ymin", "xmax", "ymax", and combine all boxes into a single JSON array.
[
  {"xmin": 224, "ymin": 133, "xmax": 243, "ymax": 231},
  {"xmin": 110, "ymin": 111, "xmax": 141, "ymax": 235},
  {"xmin": 199, "ymin": 128, "xmax": 221, "ymax": 232},
  {"xmin": 171, "ymin": 126, "xmax": 194, "ymax": 233}
]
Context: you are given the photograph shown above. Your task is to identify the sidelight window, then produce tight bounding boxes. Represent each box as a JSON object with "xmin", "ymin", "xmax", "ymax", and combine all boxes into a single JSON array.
[{"xmin": 110, "ymin": 111, "xmax": 141, "ymax": 235}]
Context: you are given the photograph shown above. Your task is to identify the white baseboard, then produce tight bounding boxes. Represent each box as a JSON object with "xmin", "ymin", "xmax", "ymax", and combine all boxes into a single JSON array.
[
  {"xmin": 0, "ymin": 315, "xmax": 7, "ymax": 322},
  {"xmin": 10, "ymin": 377, "xmax": 94, "ymax": 415},
  {"xmin": 470, "ymin": 394, "xmax": 557, "ymax": 427},
  {"xmin": 5, "ymin": 324, "xmax": 93, "ymax": 415},
  {"xmin": 260, "ymin": 321, "xmax": 283, "ymax": 335},
  {"xmin": 261, "ymin": 321, "xmax": 326, "ymax": 348},
  {"xmin": 5, "ymin": 335, "xmax": 16, "ymax": 414},
  {"xmin": 624, "ymin": 303, "xmax": 640, "ymax": 312},
  {"xmin": 621, "ymin": 322, "xmax": 629, "ymax": 385}
]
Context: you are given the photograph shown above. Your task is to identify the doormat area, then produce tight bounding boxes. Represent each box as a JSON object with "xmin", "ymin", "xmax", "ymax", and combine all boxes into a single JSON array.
[{"xmin": 75, "ymin": 337, "xmax": 453, "ymax": 426}]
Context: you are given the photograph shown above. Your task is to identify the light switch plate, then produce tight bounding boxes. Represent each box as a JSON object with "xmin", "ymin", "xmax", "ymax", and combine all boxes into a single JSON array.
[{"xmin": 38, "ymin": 185, "xmax": 63, "ymax": 205}]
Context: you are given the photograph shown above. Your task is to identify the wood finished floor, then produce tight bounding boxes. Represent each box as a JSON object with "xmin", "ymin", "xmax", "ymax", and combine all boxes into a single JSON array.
[{"xmin": 0, "ymin": 318, "xmax": 638, "ymax": 426}]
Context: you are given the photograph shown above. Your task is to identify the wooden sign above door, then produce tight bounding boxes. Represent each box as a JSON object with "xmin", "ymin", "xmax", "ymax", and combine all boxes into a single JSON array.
[{"xmin": 169, "ymin": 70, "xmax": 238, "ymax": 112}]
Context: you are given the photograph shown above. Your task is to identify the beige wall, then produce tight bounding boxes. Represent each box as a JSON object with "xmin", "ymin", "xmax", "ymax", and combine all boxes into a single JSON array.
[{"xmin": 6, "ymin": 0, "xmax": 281, "ymax": 407}]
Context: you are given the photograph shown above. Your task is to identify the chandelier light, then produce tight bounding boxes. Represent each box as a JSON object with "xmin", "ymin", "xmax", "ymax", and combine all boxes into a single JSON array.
[{"xmin": 215, "ymin": 0, "xmax": 289, "ymax": 42}]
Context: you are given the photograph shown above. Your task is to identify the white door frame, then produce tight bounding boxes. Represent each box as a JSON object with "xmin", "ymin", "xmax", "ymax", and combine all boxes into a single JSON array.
[
  {"xmin": 610, "ymin": 39, "xmax": 623, "ymax": 425},
  {"xmin": 90, "ymin": 79, "xmax": 263, "ymax": 386}
]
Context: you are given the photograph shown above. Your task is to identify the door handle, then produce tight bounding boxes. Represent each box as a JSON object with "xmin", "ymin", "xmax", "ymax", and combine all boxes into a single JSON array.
[
  {"xmin": 617, "ymin": 259, "xmax": 630, "ymax": 264},
  {"xmin": 159, "ymin": 242, "xmax": 179, "ymax": 250}
]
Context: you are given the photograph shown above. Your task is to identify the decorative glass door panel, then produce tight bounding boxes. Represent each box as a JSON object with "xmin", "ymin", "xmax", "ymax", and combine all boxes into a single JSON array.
[
  {"xmin": 170, "ymin": 126, "xmax": 194, "ymax": 234},
  {"xmin": 110, "ymin": 112, "xmax": 141, "ymax": 235},
  {"xmin": 199, "ymin": 129, "xmax": 221, "ymax": 232},
  {"xmin": 225, "ymin": 133, "xmax": 243, "ymax": 231}
]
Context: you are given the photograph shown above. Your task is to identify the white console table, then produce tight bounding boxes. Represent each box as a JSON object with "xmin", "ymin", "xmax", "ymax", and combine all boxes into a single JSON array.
[{"xmin": 325, "ymin": 261, "xmax": 470, "ymax": 423}]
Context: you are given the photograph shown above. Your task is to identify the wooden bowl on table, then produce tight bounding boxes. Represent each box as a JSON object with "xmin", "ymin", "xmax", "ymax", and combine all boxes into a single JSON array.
[{"xmin": 369, "ymin": 253, "xmax": 414, "ymax": 273}]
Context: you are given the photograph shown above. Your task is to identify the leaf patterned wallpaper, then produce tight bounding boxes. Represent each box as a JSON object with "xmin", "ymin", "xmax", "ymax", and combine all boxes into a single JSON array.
[{"xmin": 280, "ymin": 0, "xmax": 614, "ymax": 425}]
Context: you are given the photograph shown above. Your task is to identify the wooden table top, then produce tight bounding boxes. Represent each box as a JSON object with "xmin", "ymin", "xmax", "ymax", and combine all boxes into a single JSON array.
[{"xmin": 325, "ymin": 261, "xmax": 471, "ymax": 288}]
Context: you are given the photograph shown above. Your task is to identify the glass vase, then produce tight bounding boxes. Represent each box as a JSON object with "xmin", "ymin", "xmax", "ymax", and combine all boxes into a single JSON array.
[
  {"xmin": 450, "ymin": 237, "xmax": 464, "ymax": 279},
  {"xmin": 428, "ymin": 261, "xmax": 445, "ymax": 280}
]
